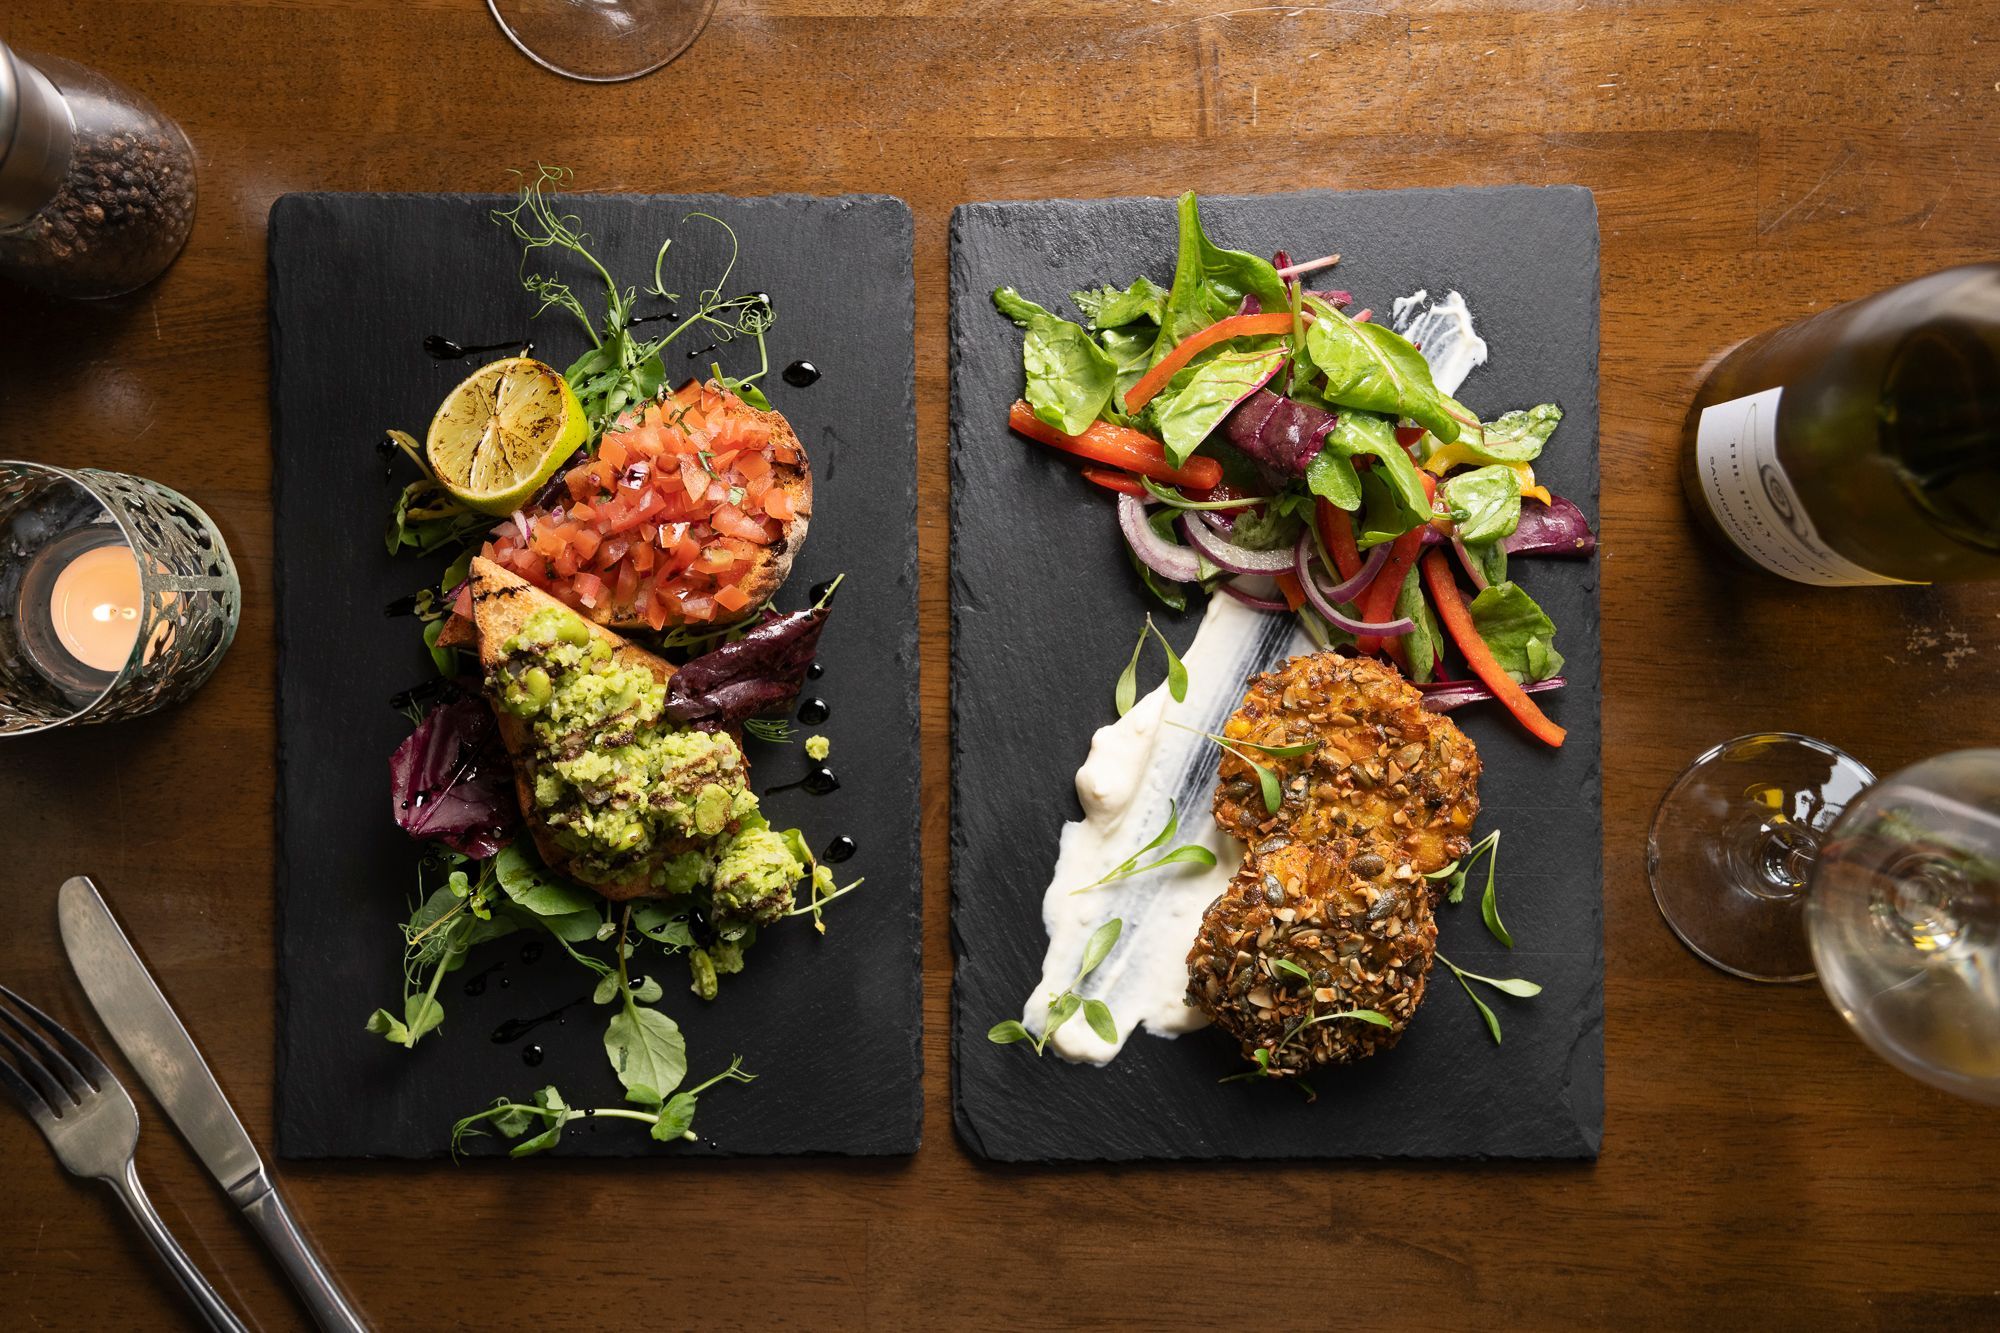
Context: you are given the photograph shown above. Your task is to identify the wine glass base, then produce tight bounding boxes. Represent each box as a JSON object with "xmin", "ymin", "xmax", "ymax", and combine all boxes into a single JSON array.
[
  {"xmin": 486, "ymin": 0, "xmax": 717, "ymax": 83},
  {"xmin": 1647, "ymin": 733, "xmax": 1876, "ymax": 982}
]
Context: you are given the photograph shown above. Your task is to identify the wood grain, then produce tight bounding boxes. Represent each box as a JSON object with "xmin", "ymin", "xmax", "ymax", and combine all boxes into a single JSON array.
[{"xmin": 2, "ymin": 0, "xmax": 1997, "ymax": 1327}]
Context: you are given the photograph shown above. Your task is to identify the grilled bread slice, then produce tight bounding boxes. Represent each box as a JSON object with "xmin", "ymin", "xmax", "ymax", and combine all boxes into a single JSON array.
[{"xmin": 466, "ymin": 555, "xmax": 674, "ymax": 901}]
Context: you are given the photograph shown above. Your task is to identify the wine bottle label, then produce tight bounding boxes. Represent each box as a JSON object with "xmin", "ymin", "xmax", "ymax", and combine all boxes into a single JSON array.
[{"xmin": 1694, "ymin": 387, "xmax": 1908, "ymax": 586}]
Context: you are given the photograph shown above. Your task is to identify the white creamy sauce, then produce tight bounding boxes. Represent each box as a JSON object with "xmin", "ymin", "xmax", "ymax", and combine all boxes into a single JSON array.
[
  {"xmin": 1390, "ymin": 288, "xmax": 1487, "ymax": 397},
  {"xmin": 1023, "ymin": 289, "xmax": 1487, "ymax": 1065}
]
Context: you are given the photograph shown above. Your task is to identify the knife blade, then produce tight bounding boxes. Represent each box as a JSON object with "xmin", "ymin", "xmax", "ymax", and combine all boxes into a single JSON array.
[{"xmin": 59, "ymin": 875, "xmax": 367, "ymax": 1332}]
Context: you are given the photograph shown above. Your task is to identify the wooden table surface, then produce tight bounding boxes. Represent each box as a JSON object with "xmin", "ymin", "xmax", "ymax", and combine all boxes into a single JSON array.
[{"xmin": 3, "ymin": 1, "xmax": 1999, "ymax": 1328}]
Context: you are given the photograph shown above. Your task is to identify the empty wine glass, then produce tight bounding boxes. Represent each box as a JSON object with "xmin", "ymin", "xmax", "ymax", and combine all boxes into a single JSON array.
[
  {"xmin": 1650, "ymin": 737, "xmax": 2000, "ymax": 1105},
  {"xmin": 485, "ymin": 0, "xmax": 716, "ymax": 83}
]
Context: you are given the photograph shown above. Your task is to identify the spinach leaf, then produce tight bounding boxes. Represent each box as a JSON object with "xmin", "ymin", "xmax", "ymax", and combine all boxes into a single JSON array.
[
  {"xmin": 1151, "ymin": 346, "xmax": 1287, "ymax": 465},
  {"xmin": 1354, "ymin": 469, "xmax": 1426, "ymax": 548},
  {"xmin": 1228, "ymin": 489, "xmax": 1312, "ymax": 552},
  {"xmin": 493, "ymin": 844, "xmax": 598, "ymax": 918},
  {"xmin": 1466, "ymin": 537, "xmax": 1509, "ymax": 588},
  {"xmin": 1302, "ymin": 296, "xmax": 1461, "ymax": 443},
  {"xmin": 1098, "ymin": 323, "xmax": 1157, "ymax": 406},
  {"xmin": 1392, "ymin": 565, "xmax": 1445, "ymax": 683},
  {"xmin": 1323, "ymin": 410, "xmax": 1432, "ymax": 527},
  {"xmin": 1153, "ymin": 192, "xmax": 1288, "ymax": 361},
  {"xmin": 1073, "ymin": 276, "xmax": 1169, "ymax": 329},
  {"xmin": 1305, "ymin": 447, "xmax": 1361, "ymax": 510},
  {"xmin": 994, "ymin": 285, "xmax": 1118, "ymax": 434},
  {"xmin": 1441, "ymin": 464, "xmax": 1524, "ymax": 544},
  {"xmin": 1457, "ymin": 402, "xmax": 1563, "ymax": 464},
  {"xmin": 1467, "ymin": 582, "xmax": 1566, "ymax": 682}
]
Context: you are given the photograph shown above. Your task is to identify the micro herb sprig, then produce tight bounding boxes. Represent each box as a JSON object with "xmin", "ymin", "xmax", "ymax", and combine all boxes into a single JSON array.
[
  {"xmin": 449, "ymin": 1056, "xmax": 756, "ymax": 1159},
  {"xmin": 1068, "ymin": 799, "xmax": 1217, "ymax": 894},
  {"xmin": 1114, "ymin": 614, "xmax": 1189, "ymax": 717},
  {"xmin": 1428, "ymin": 829, "xmax": 1507, "ymax": 945},
  {"xmin": 1436, "ymin": 951, "xmax": 1542, "ymax": 1045},
  {"xmin": 989, "ymin": 918, "xmax": 1122, "ymax": 1056},
  {"xmin": 1165, "ymin": 720, "xmax": 1318, "ymax": 814},
  {"xmin": 365, "ymin": 855, "xmax": 507, "ymax": 1049},
  {"xmin": 489, "ymin": 168, "xmax": 781, "ymax": 442},
  {"xmin": 743, "ymin": 718, "xmax": 795, "ymax": 745}
]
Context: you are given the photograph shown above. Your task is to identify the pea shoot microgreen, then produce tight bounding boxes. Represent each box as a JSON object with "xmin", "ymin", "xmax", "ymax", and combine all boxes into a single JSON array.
[
  {"xmin": 1165, "ymin": 720, "xmax": 1318, "ymax": 814},
  {"xmin": 365, "ymin": 855, "xmax": 516, "ymax": 1049},
  {"xmin": 989, "ymin": 918, "xmax": 1122, "ymax": 1056},
  {"xmin": 1429, "ymin": 829, "xmax": 1508, "ymax": 945},
  {"xmin": 1114, "ymin": 613, "xmax": 1189, "ymax": 717},
  {"xmin": 450, "ymin": 1056, "xmax": 756, "ymax": 1158},
  {"xmin": 1068, "ymin": 799, "xmax": 1218, "ymax": 894},
  {"xmin": 1436, "ymin": 951, "xmax": 1542, "ymax": 1045}
]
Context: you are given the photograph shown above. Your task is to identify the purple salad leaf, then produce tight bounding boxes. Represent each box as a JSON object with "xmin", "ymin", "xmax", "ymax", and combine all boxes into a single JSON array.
[
  {"xmin": 390, "ymin": 693, "xmax": 517, "ymax": 858},
  {"xmin": 1505, "ymin": 495, "xmax": 1597, "ymax": 557},
  {"xmin": 663, "ymin": 603, "xmax": 833, "ymax": 728},
  {"xmin": 1416, "ymin": 675, "xmax": 1568, "ymax": 714},
  {"xmin": 1226, "ymin": 388, "xmax": 1339, "ymax": 479}
]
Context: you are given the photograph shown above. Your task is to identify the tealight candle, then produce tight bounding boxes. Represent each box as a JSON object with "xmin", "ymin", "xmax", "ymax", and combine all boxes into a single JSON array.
[{"xmin": 48, "ymin": 542, "xmax": 143, "ymax": 673}]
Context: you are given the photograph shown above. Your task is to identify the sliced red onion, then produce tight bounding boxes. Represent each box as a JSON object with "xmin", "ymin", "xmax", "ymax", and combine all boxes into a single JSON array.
[
  {"xmin": 1118, "ymin": 493, "xmax": 1199, "ymax": 584},
  {"xmin": 511, "ymin": 509, "xmax": 532, "ymax": 543},
  {"xmin": 1299, "ymin": 533, "xmax": 1389, "ymax": 605},
  {"xmin": 1182, "ymin": 511, "xmax": 1298, "ymax": 575},
  {"xmin": 1450, "ymin": 534, "xmax": 1488, "ymax": 590},
  {"xmin": 1290, "ymin": 537, "xmax": 1414, "ymax": 636},
  {"xmin": 1417, "ymin": 676, "xmax": 1567, "ymax": 714},
  {"xmin": 1219, "ymin": 579, "xmax": 1289, "ymax": 612},
  {"xmin": 1304, "ymin": 288, "xmax": 1353, "ymax": 307}
]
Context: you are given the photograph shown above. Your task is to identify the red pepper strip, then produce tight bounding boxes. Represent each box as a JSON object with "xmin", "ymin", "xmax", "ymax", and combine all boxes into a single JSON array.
[
  {"xmin": 1421, "ymin": 549, "xmax": 1567, "ymax": 747},
  {"xmin": 1352, "ymin": 472, "xmax": 1438, "ymax": 661},
  {"xmin": 1273, "ymin": 571, "xmax": 1308, "ymax": 613},
  {"xmin": 1315, "ymin": 498, "xmax": 1364, "ymax": 582},
  {"xmin": 1079, "ymin": 467, "xmax": 1147, "ymax": 497},
  {"xmin": 1125, "ymin": 311, "xmax": 1298, "ymax": 411},
  {"xmin": 1007, "ymin": 401, "xmax": 1223, "ymax": 490}
]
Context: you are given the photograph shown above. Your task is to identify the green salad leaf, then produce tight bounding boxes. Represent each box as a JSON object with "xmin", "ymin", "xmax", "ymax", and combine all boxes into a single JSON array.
[
  {"xmin": 1441, "ymin": 464, "xmax": 1524, "ymax": 544},
  {"xmin": 1393, "ymin": 565, "xmax": 1444, "ymax": 684},
  {"xmin": 1073, "ymin": 276, "xmax": 1169, "ymax": 330},
  {"xmin": 1449, "ymin": 402, "xmax": 1564, "ymax": 464},
  {"xmin": 1151, "ymin": 345, "xmax": 1288, "ymax": 465},
  {"xmin": 994, "ymin": 287, "xmax": 1117, "ymax": 435},
  {"xmin": 1152, "ymin": 192, "xmax": 1288, "ymax": 361},
  {"xmin": 1302, "ymin": 296, "xmax": 1461, "ymax": 443},
  {"xmin": 1320, "ymin": 410, "xmax": 1432, "ymax": 526},
  {"xmin": 1467, "ymin": 582, "xmax": 1566, "ymax": 682}
]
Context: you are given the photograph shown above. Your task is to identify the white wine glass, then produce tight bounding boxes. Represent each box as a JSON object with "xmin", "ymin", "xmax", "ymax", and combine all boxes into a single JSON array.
[
  {"xmin": 485, "ymin": 0, "xmax": 717, "ymax": 83},
  {"xmin": 1650, "ymin": 737, "xmax": 2000, "ymax": 1104}
]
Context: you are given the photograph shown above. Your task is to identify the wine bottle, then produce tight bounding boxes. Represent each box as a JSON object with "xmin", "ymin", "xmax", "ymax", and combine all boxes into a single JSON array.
[{"xmin": 1680, "ymin": 264, "xmax": 2000, "ymax": 584}]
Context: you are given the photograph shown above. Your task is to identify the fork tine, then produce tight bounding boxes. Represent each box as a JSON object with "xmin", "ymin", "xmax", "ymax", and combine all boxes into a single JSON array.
[
  {"xmin": 0, "ymin": 983, "xmax": 112, "ymax": 1087},
  {"xmin": 0, "ymin": 1021, "xmax": 72, "ymax": 1115},
  {"xmin": 0, "ymin": 987, "xmax": 94, "ymax": 1103},
  {"xmin": 0, "ymin": 1032, "xmax": 56, "ymax": 1124}
]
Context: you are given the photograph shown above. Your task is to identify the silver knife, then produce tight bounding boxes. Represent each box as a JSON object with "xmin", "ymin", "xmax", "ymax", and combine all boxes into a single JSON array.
[{"xmin": 58, "ymin": 876, "xmax": 368, "ymax": 1333}]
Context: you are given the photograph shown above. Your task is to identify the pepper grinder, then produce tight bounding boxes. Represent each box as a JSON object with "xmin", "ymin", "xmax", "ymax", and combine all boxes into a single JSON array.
[{"xmin": 0, "ymin": 41, "xmax": 197, "ymax": 299}]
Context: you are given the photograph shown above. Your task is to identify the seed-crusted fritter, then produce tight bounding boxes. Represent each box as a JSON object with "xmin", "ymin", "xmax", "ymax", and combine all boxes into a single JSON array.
[
  {"xmin": 1213, "ymin": 651, "xmax": 1480, "ymax": 885},
  {"xmin": 1186, "ymin": 835, "xmax": 1435, "ymax": 1074}
]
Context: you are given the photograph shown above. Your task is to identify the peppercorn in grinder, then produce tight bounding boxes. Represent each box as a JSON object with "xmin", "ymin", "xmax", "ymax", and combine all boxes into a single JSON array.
[{"xmin": 0, "ymin": 42, "xmax": 196, "ymax": 299}]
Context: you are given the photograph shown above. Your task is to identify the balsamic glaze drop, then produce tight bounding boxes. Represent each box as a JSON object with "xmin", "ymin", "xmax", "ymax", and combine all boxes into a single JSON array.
[
  {"xmin": 629, "ymin": 309, "xmax": 679, "ymax": 327},
  {"xmin": 521, "ymin": 1044, "xmax": 545, "ymax": 1068},
  {"xmin": 808, "ymin": 579, "xmax": 841, "ymax": 606},
  {"xmin": 764, "ymin": 765, "xmax": 839, "ymax": 798},
  {"xmin": 491, "ymin": 995, "xmax": 582, "ymax": 1044},
  {"xmin": 805, "ymin": 662, "xmax": 825, "ymax": 680},
  {"xmin": 797, "ymin": 697, "xmax": 830, "ymax": 726},
  {"xmin": 383, "ymin": 593, "xmax": 422, "ymax": 618},
  {"xmin": 685, "ymin": 341, "xmax": 718, "ymax": 361},
  {"xmin": 424, "ymin": 334, "xmax": 532, "ymax": 361},
  {"xmin": 782, "ymin": 359, "xmax": 821, "ymax": 388},
  {"xmin": 821, "ymin": 835, "xmax": 856, "ymax": 865}
]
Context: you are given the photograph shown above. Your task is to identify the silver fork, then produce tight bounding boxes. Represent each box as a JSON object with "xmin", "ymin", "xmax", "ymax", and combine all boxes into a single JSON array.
[{"xmin": 0, "ymin": 983, "xmax": 248, "ymax": 1333}]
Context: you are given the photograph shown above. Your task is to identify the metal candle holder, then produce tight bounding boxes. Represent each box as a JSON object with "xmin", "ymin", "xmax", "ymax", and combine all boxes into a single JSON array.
[{"xmin": 0, "ymin": 462, "xmax": 239, "ymax": 734}]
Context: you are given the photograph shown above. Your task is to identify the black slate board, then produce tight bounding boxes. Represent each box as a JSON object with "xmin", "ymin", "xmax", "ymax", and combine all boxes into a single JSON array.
[
  {"xmin": 270, "ymin": 192, "xmax": 920, "ymax": 1158},
  {"xmin": 949, "ymin": 188, "xmax": 1603, "ymax": 1162}
]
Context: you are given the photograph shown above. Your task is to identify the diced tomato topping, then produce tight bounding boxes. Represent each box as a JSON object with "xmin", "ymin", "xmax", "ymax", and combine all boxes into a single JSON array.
[
  {"xmin": 599, "ymin": 435, "xmax": 628, "ymax": 469},
  {"xmin": 764, "ymin": 490, "xmax": 798, "ymax": 522},
  {"xmin": 711, "ymin": 504, "xmax": 774, "ymax": 545},
  {"xmin": 713, "ymin": 585, "xmax": 753, "ymax": 613},
  {"xmin": 573, "ymin": 571, "xmax": 606, "ymax": 607},
  {"xmin": 571, "ymin": 528, "xmax": 601, "ymax": 560}
]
